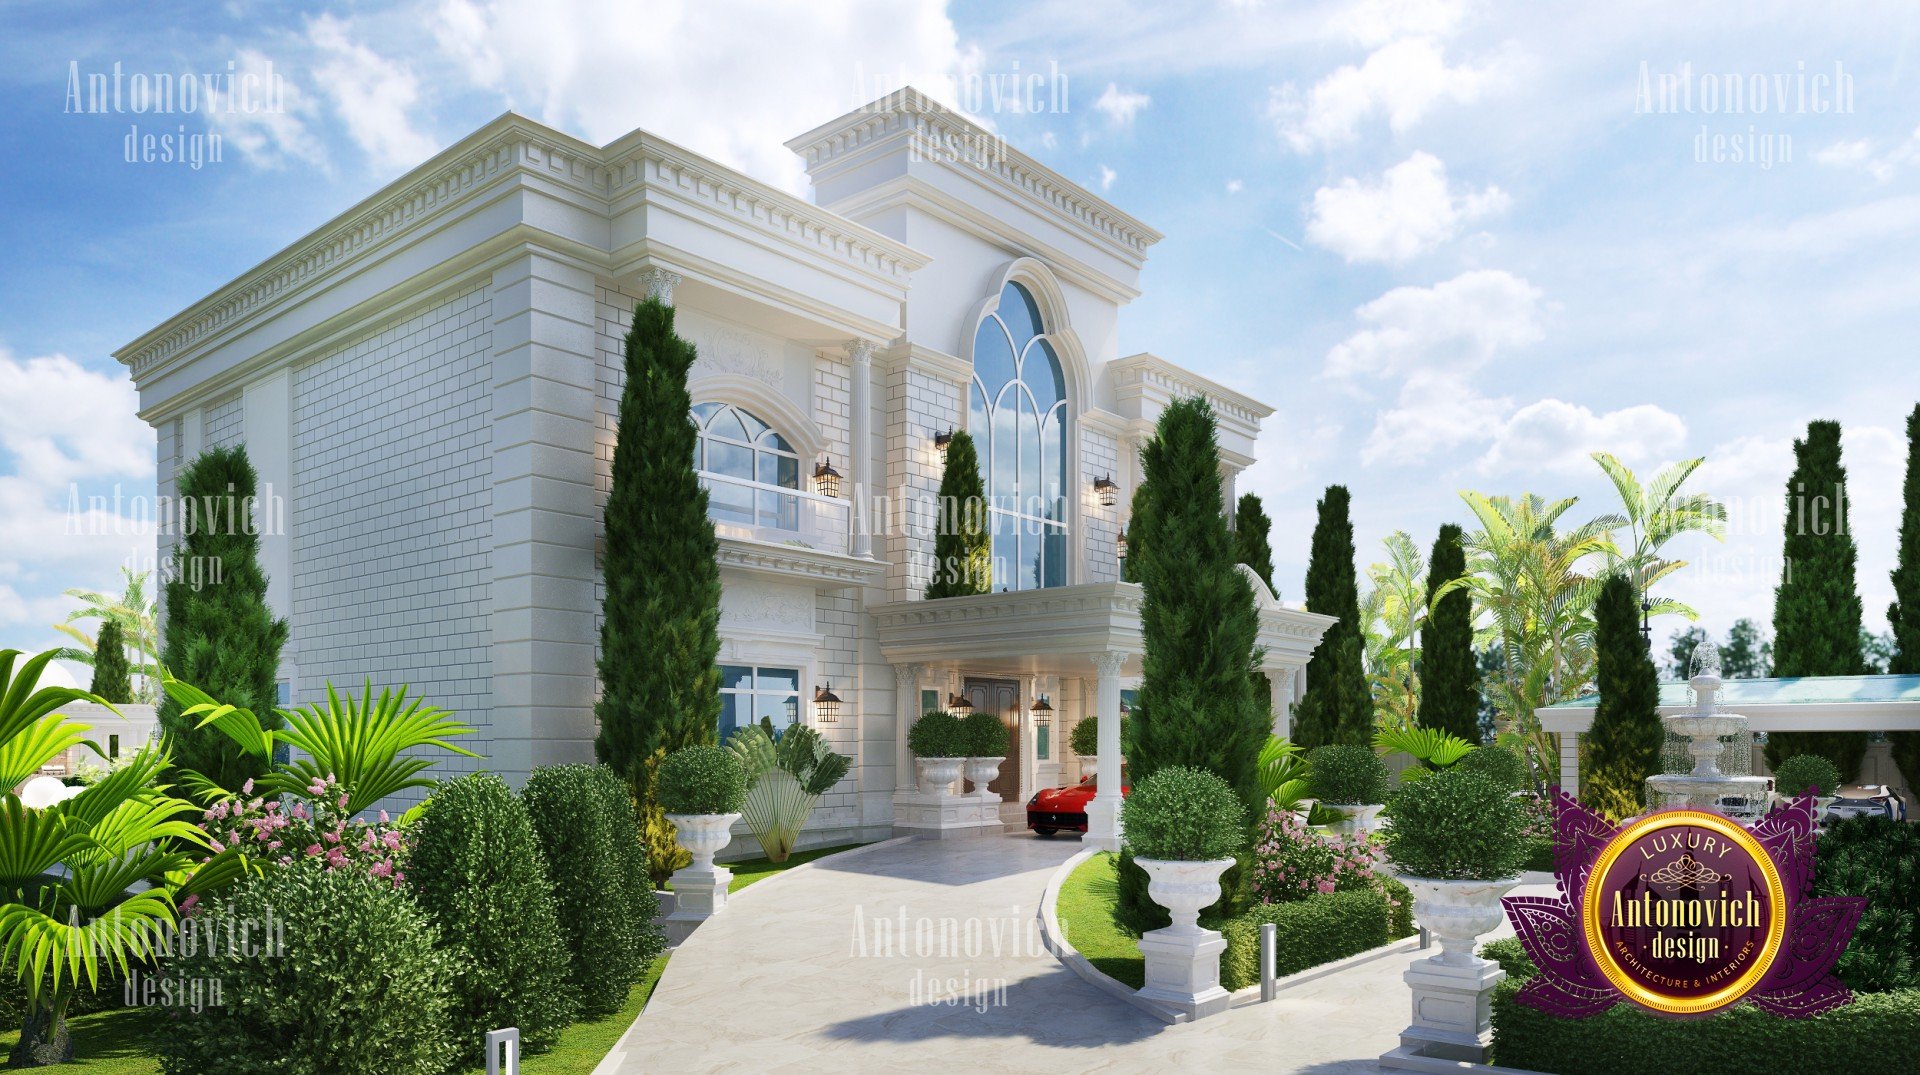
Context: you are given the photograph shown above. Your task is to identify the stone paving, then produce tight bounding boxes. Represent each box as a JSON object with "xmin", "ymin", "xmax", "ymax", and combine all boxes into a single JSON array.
[{"xmin": 599, "ymin": 833, "xmax": 1549, "ymax": 1074}]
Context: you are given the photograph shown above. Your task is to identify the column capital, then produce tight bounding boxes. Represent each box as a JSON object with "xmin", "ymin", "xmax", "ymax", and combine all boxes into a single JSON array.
[
  {"xmin": 893, "ymin": 662, "xmax": 927, "ymax": 688},
  {"xmin": 844, "ymin": 338, "xmax": 876, "ymax": 366},
  {"xmin": 1090, "ymin": 651, "xmax": 1128, "ymax": 677},
  {"xmin": 638, "ymin": 266, "xmax": 682, "ymax": 304}
]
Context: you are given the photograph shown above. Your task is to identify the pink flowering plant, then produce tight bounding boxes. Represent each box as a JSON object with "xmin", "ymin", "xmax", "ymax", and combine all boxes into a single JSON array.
[
  {"xmin": 1249, "ymin": 802, "xmax": 1384, "ymax": 903},
  {"xmin": 198, "ymin": 775, "xmax": 410, "ymax": 886}
]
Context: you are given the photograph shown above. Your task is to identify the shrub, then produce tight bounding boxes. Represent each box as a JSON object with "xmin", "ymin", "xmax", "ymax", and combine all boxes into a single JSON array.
[
  {"xmin": 1306, "ymin": 744, "xmax": 1388, "ymax": 804},
  {"xmin": 907, "ymin": 710, "xmax": 965, "ymax": 758},
  {"xmin": 1070, "ymin": 715, "xmax": 1124, "ymax": 758},
  {"xmin": 1248, "ymin": 802, "xmax": 1379, "ymax": 903},
  {"xmin": 156, "ymin": 863, "xmax": 457, "ymax": 1075},
  {"xmin": 1453, "ymin": 745, "xmax": 1527, "ymax": 792},
  {"xmin": 198, "ymin": 775, "xmax": 408, "ymax": 882},
  {"xmin": 1773, "ymin": 753, "xmax": 1842, "ymax": 797},
  {"xmin": 1815, "ymin": 815, "xmax": 1920, "ymax": 991},
  {"xmin": 1479, "ymin": 936, "xmax": 1533, "ymax": 979},
  {"xmin": 1121, "ymin": 766, "xmax": 1245, "ymax": 861},
  {"xmin": 1381, "ymin": 874, "xmax": 1415, "ymax": 938},
  {"xmin": 523, "ymin": 764, "xmax": 664, "ymax": 1017},
  {"xmin": 1220, "ymin": 888, "xmax": 1389, "ymax": 990},
  {"xmin": 408, "ymin": 773, "xmax": 578, "ymax": 1058},
  {"xmin": 1382, "ymin": 768, "xmax": 1526, "ymax": 880},
  {"xmin": 656, "ymin": 744, "xmax": 746, "ymax": 814},
  {"xmin": 1488, "ymin": 945, "xmax": 1920, "ymax": 1074},
  {"xmin": 960, "ymin": 711, "xmax": 1008, "ymax": 757}
]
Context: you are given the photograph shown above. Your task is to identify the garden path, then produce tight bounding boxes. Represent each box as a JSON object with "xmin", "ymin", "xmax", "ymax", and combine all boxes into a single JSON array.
[{"xmin": 600, "ymin": 833, "xmax": 1551, "ymax": 1074}]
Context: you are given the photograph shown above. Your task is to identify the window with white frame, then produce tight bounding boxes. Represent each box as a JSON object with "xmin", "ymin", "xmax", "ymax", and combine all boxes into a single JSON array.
[
  {"xmin": 692, "ymin": 402, "xmax": 801, "ymax": 532},
  {"xmin": 970, "ymin": 281, "xmax": 1068, "ymax": 590},
  {"xmin": 719, "ymin": 664, "xmax": 801, "ymax": 741}
]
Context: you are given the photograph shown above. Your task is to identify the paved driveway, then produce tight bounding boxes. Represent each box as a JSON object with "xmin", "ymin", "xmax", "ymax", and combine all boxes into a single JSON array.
[{"xmin": 599, "ymin": 833, "xmax": 1533, "ymax": 1073}]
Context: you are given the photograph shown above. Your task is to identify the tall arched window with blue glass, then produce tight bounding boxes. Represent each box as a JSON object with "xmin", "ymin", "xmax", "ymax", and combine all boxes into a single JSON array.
[{"xmin": 971, "ymin": 281, "xmax": 1068, "ymax": 590}]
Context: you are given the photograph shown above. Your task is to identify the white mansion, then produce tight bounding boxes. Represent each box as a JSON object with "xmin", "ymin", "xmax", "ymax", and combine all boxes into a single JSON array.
[{"xmin": 116, "ymin": 89, "xmax": 1332, "ymax": 852}]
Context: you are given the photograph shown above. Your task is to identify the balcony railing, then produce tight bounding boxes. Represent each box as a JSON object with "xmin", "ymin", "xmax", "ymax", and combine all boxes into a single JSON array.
[{"xmin": 700, "ymin": 472, "xmax": 852, "ymax": 555}]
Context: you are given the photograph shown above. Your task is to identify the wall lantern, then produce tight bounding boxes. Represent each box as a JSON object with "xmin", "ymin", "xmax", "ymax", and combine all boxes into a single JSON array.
[
  {"xmin": 813, "ymin": 458, "xmax": 843, "ymax": 498},
  {"xmin": 1116, "ymin": 526, "xmax": 1129, "ymax": 559},
  {"xmin": 1029, "ymin": 693, "xmax": 1053, "ymax": 726},
  {"xmin": 813, "ymin": 682, "xmax": 843, "ymax": 723},
  {"xmin": 1093, "ymin": 474, "xmax": 1119, "ymax": 508},
  {"xmin": 947, "ymin": 692, "xmax": 974, "ymax": 715},
  {"xmin": 933, "ymin": 428, "xmax": 954, "ymax": 454}
]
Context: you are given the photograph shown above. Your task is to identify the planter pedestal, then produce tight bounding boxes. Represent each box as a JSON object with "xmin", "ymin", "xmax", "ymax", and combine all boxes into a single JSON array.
[
  {"xmin": 1134, "ymin": 856, "xmax": 1235, "ymax": 1020},
  {"xmin": 663, "ymin": 813, "xmax": 741, "ymax": 936},
  {"xmin": 1385, "ymin": 875, "xmax": 1520, "ymax": 1065},
  {"xmin": 894, "ymin": 759, "xmax": 1001, "ymax": 838}
]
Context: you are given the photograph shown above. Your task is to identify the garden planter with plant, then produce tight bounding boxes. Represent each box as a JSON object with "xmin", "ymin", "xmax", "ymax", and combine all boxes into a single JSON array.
[
  {"xmin": 1070, "ymin": 714, "xmax": 1122, "ymax": 778},
  {"xmin": 1121, "ymin": 766, "xmax": 1245, "ymax": 1019},
  {"xmin": 1380, "ymin": 767, "xmax": 1527, "ymax": 1063},
  {"xmin": 658, "ymin": 744, "xmax": 749, "ymax": 919},
  {"xmin": 908, "ymin": 710, "xmax": 966, "ymax": 795},
  {"xmin": 960, "ymin": 710, "xmax": 1008, "ymax": 795},
  {"xmin": 1307, "ymin": 743, "xmax": 1390, "ymax": 835}
]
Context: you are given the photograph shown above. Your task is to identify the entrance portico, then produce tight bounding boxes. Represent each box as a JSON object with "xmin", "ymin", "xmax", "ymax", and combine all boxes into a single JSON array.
[{"xmin": 874, "ymin": 579, "xmax": 1334, "ymax": 848}]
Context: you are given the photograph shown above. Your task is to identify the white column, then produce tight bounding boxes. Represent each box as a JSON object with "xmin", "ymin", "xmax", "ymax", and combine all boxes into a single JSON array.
[
  {"xmin": 1559, "ymin": 733, "xmax": 1580, "ymax": 798},
  {"xmin": 894, "ymin": 663, "xmax": 924, "ymax": 793},
  {"xmin": 1270, "ymin": 666, "xmax": 1297, "ymax": 739},
  {"xmin": 1084, "ymin": 651, "xmax": 1126, "ymax": 852},
  {"xmin": 846, "ymin": 340, "xmax": 875, "ymax": 559}
]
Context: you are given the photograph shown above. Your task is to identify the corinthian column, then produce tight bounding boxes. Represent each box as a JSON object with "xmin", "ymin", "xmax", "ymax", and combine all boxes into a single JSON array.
[
  {"xmin": 893, "ymin": 663, "xmax": 925, "ymax": 793},
  {"xmin": 1084, "ymin": 650, "xmax": 1127, "ymax": 852},
  {"xmin": 845, "ymin": 339, "xmax": 875, "ymax": 559}
]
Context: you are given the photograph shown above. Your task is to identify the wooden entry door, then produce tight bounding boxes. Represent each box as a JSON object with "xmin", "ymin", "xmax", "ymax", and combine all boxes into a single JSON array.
[{"xmin": 962, "ymin": 677, "xmax": 1020, "ymax": 801}]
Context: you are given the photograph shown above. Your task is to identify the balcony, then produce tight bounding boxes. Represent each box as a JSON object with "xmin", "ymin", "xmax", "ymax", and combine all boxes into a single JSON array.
[{"xmin": 701, "ymin": 473, "xmax": 883, "ymax": 590}]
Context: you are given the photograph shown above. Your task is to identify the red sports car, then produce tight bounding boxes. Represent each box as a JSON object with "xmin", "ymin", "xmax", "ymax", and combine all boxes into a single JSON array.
[{"xmin": 1026, "ymin": 776, "xmax": 1128, "ymax": 836}]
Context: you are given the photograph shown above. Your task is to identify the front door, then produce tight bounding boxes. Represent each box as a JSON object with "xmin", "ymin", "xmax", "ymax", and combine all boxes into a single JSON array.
[{"xmin": 962, "ymin": 677, "xmax": 1020, "ymax": 802}]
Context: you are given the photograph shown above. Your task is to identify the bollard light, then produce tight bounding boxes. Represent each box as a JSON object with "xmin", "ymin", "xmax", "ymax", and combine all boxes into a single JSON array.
[{"xmin": 486, "ymin": 1027, "xmax": 520, "ymax": 1075}]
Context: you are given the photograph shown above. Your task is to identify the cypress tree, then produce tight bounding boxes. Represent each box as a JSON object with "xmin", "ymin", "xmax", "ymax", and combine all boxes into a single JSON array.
[
  {"xmin": 157, "ymin": 445, "xmax": 287, "ymax": 792},
  {"xmin": 595, "ymin": 297, "xmax": 722, "ymax": 796},
  {"xmin": 1234, "ymin": 492, "xmax": 1275, "ymax": 595},
  {"xmin": 1417, "ymin": 524, "xmax": 1480, "ymax": 741},
  {"xmin": 1766, "ymin": 420, "xmax": 1869, "ymax": 778},
  {"xmin": 1582, "ymin": 574, "xmax": 1664, "ymax": 818},
  {"xmin": 923, "ymin": 429, "xmax": 990, "ymax": 598},
  {"xmin": 1117, "ymin": 397, "xmax": 1265, "ymax": 929},
  {"xmin": 88, "ymin": 618, "xmax": 133, "ymax": 705},
  {"xmin": 1888, "ymin": 404, "xmax": 1920, "ymax": 789},
  {"xmin": 1292, "ymin": 486, "xmax": 1371, "ymax": 748},
  {"xmin": 1121, "ymin": 476, "xmax": 1153, "ymax": 585}
]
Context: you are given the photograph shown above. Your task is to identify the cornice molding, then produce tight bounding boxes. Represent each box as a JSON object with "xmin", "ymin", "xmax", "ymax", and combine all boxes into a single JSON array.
[
  {"xmin": 875, "ymin": 341, "xmax": 971, "ymax": 386},
  {"xmin": 716, "ymin": 535, "xmax": 886, "ymax": 589},
  {"xmin": 1109, "ymin": 352, "xmax": 1274, "ymax": 430}
]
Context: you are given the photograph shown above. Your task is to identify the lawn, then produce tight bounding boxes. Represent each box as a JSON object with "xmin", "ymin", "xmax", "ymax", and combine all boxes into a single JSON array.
[
  {"xmin": 727, "ymin": 841, "xmax": 869, "ymax": 892},
  {"xmin": 1054, "ymin": 851, "xmax": 1145, "ymax": 988}
]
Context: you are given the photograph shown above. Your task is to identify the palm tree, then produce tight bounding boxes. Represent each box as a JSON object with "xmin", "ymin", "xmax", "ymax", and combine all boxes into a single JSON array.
[
  {"xmin": 0, "ymin": 650, "xmax": 246, "ymax": 1065},
  {"xmin": 48, "ymin": 569, "xmax": 161, "ymax": 703},
  {"xmin": 1590, "ymin": 452, "xmax": 1727, "ymax": 618},
  {"xmin": 1360, "ymin": 531, "xmax": 1427, "ymax": 734},
  {"xmin": 1440, "ymin": 493, "xmax": 1622, "ymax": 784}
]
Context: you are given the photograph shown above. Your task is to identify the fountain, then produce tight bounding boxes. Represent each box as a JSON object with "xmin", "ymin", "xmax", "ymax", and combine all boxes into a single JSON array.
[{"xmin": 1644, "ymin": 647, "xmax": 1770, "ymax": 813}]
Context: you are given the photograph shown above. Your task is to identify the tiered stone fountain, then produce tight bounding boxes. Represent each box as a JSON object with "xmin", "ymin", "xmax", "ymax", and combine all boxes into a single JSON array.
[{"xmin": 1645, "ymin": 648, "xmax": 1770, "ymax": 813}]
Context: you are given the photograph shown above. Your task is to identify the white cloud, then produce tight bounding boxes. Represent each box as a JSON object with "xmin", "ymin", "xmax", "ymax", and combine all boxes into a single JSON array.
[
  {"xmin": 435, "ymin": 0, "xmax": 963, "ymax": 192},
  {"xmin": 307, "ymin": 14, "xmax": 440, "ymax": 173},
  {"xmin": 1325, "ymin": 269, "xmax": 1543, "ymax": 378},
  {"xmin": 1270, "ymin": 37, "xmax": 1498, "ymax": 152},
  {"xmin": 1479, "ymin": 399, "xmax": 1688, "ymax": 474},
  {"xmin": 1098, "ymin": 164, "xmax": 1117, "ymax": 191},
  {"xmin": 1343, "ymin": 0, "xmax": 1472, "ymax": 47},
  {"xmin": 1226, "ymin": 178, "xmax": 1244, "ymax": 194},
  {"xmin": 1306, "ymin": 151, "xmax": 1508, "ymax": 263},
  {"xmin": 1360, "ymin": 372, "xmax": 1509, "ymax": 465},
  {"xmin": 0, "ymin": 350, "xmax": 151, "ymax": 487},
  {"xmin": 1811, "ymin": 128, "xmax": 1920, "ymax": 183},
  {"xmin": 1093, "ymin": 82, "xmax": 1152, "ymax": 127},
  {"xmin": 203, "ymin": 48, "xmax": 328, "ymax": 168}
]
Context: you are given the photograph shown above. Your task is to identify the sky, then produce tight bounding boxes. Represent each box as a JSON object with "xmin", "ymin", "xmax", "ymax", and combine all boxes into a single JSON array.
[{"xmin": 2, "ymin": 0, "xmax": 1918, "ymax": 669}]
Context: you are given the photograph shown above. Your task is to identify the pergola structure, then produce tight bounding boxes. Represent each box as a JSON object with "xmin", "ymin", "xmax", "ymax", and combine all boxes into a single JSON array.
[{"xmin": 1538, "ymin": 674, "xmax": 1920, "ymax": 799}]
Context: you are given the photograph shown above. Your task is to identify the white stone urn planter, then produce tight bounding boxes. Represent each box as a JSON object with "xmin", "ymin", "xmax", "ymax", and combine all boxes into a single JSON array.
[
  {"xmin": 1394, "ymin": 874, "xmax": 1522, "ymax": 1062},
  {"xmin": 916, "ymin": 757, "xmax": 965, "ymax": 796},
  {"xmin": 664, "ymin": 812, "xmax": 742, "ymax": 919},
  {"xmin": 1076, "ymin": 754, "xmax": 1096, "ymax": 779},
  {"xmin": 1133, "ymin": 856, "xmax": 1236, "ymax": 1019},
  {"xmin": 1324, "ymin": 803, "xmax": 1384, "ymax": 836},
  {"xmin": 964, "ymin": 756, "xmax": 1003, "ymax": 795}
]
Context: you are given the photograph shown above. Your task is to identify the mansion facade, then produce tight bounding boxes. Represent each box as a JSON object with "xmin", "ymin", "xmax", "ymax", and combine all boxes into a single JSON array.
[{"xmin": 116, "ymin": 89, "xmax": 1332, "ymax": 852}]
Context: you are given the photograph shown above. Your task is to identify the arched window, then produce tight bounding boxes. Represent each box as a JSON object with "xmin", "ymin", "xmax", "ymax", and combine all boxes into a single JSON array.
[
  {"xmin": 693, "ymin": 402, "xmax": 800, "ymax": 532},
  {"xmin": 970, "ymin": 281, "xmax": 1068, "ymax": 590}
]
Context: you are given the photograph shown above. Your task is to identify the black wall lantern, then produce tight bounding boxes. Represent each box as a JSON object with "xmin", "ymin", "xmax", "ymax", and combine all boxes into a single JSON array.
[
  {"xmin": 813, "ymin": 682, "xmax": 843, "ymax": 723},
  {"xmin": 1093, "ymin": 474, "xmax": 1119, "ymax": 508}
]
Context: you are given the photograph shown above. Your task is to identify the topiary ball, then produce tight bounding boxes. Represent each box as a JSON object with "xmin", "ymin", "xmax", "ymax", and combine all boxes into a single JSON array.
[
  {"xmin": 1382, "ymin": 768, "xmax": 1526, "ymax": 880},
  {"xmin": 1121, "ymin": 766, "xmax": 1246, "ymax": 862},
  {"xmin": 1306, "ymin": 744, "xmax": 1390, "ymax": 805},
  {"xmin": 657, "ymin": 744, "xmax": 747, "ymax": 814},
  {"xmin": 908, "ymin": 710, "xmax": 965, "ymax": 758},
  {"xmin": 960, "ymin": 711, "xmax": 1008, "ymax": 757},
  {"xmin": 1452, "ymin": 745, "xmax": 1528, "ymax": 793},
  {"xmin": 1773, "ymin": 754, "xmax": 1842, "ymax": 798}
]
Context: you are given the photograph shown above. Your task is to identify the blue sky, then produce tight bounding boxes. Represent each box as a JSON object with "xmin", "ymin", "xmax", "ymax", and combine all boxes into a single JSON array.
[{"xmin": 3, "ymin": 0, "xmax": 1918, "ymax": 668}]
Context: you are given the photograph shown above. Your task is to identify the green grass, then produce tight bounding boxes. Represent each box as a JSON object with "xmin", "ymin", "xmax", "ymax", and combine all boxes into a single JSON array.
[
  {"xmin": 726, "ymin": 842, "xmax": 868, "ymax": 892},
  {"xmin": 1054, "ymin": 852, "xmax": 1145, "ymax": 989},
  {"xmin": 463, "ymin": 955, "xmax": 670, "ymax": 1075}
]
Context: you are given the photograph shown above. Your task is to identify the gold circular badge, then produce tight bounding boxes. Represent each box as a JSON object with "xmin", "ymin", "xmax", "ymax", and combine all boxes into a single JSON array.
[{"xmin": 1580, "ymin": 810, "xmax": 1787, "ymax": 1015}]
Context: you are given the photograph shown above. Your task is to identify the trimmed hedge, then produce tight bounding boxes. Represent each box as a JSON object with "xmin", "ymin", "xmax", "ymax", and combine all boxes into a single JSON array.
[
  {"xmin": 1220, "ymin": 888, "xmax": 1389, "ymax": 990},
  {"xmin": 407, "ymin": 773, "xmax": 578, "ymax": 1059},
  {"xmin": 1486, "ymin": 941, "xmax": 1920, "ymax": 1074},
  {"xmin": 1815, "ymin": 814, "xmax": 1920, "ymax": 991},
  {"xmin": 1381, "ymin": 874, "xmax": 1416, "ymax": 940},
  {"xmin": 523, "ymin": 764, "xmax": 665, "ymax": 1017},
  {"xmin": 156, "ymin": 863, "xmax": 457, "ymax": 1075}
]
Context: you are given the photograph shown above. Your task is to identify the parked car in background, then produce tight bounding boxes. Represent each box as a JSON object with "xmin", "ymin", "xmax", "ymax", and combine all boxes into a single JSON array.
[
  {"xmin": 1026, "ymin": 775, "xmax": 1128, "ymax": 836},
  {"xmin": 1824, "ymin": 784, "xmax": 1909, "ymax": 823}
]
